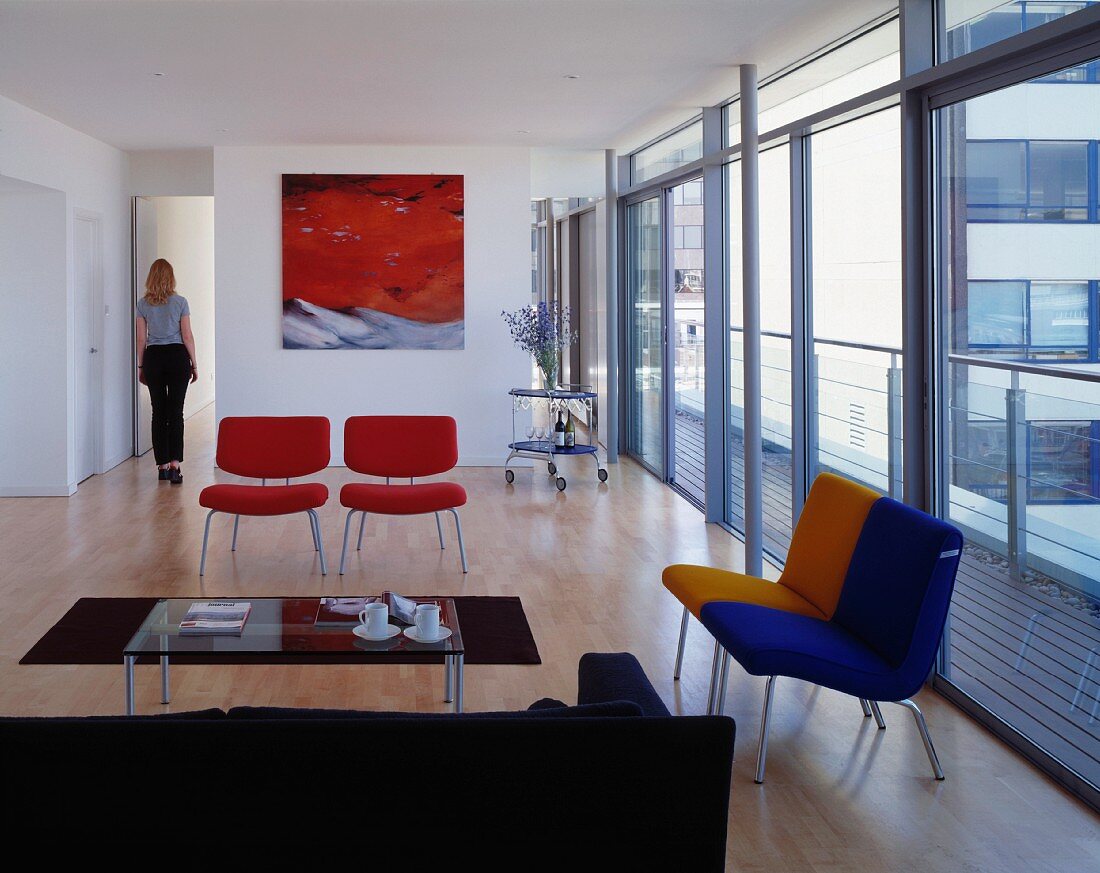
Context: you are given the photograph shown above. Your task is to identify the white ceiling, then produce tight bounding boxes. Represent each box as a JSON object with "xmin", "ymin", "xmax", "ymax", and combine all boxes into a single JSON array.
[{"xmin": 0, "ymin": 0, "xmax": 896, "ymax": 152}]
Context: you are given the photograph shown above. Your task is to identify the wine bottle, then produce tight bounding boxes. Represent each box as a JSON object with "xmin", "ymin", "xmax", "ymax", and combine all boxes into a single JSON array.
[
  {"xmin": 554, "ymin": 410, "xmax": 566, "ymax": 447},
  {"xmin": 565, "ymin": 411, "xmax": 576, "ymax": 448}
]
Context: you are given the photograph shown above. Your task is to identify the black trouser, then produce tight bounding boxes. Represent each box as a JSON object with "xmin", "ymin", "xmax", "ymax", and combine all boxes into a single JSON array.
[{"xmin": 144, "ymin": 343, "xmax": 191, "ymax": 465}]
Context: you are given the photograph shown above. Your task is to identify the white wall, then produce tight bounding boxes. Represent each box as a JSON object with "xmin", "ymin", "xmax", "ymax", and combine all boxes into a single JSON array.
[
  {"xmin": 151, "ymin": 196, "xmax": 216, "ymax": 416},
  {"xmin": 530, "ymin": 149, "xmax": 605, "ymax": 198},
  {"xmin": 0, "ymin": 93, "xmax": 129, "ymax": 494},
  {"xmin": 129, "ymin": 150, "xmax": 214, "ymax": 196},
  {"xmin": 213, "ymin": 145, "xmax": 531, "ymax": 465}
]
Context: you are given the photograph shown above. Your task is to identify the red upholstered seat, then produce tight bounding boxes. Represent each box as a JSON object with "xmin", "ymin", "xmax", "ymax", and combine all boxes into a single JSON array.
[
  {"xmin": 201, "ymin": 483, "xmax": 329, "ymax": 516},
  {"xmin": 340, "ymin": 482, "xmax": 466, "ymax": 515}
]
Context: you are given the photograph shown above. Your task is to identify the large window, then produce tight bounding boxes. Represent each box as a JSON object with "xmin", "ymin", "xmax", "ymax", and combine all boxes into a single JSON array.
[
  {"xmin": 626, "ymin": 198, "xmax": 663, "ymax": 473},
  {"xmin": 810, "ymin": 108, "xmax": 903, "ymax": 499},
  {"xmin": 941, "ymin": 1, "xmax": 1098, "ymax": 62},
  {"xmin": 937, "ymin": 62, "xmax": 1100, "ymax": 797},
  {"xmin": 632, "ymin": 121, "xmax": 703, "ymax": 185}
]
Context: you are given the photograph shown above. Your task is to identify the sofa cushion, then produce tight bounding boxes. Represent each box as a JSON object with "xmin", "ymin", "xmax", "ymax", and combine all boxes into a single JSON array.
[
  {"xmin": 226, "ymin": 701, "xmax": 642, "ymax": 720},
  {"xmin": 578, "ymin": 652, "xmax": 672, "ymax": 717}
]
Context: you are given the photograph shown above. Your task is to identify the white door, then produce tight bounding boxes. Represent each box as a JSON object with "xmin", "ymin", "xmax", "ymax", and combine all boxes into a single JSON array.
[
  {"xmin": 133, "ymin": 197, "xmax": 157, "ymax": 457},
  {"xmin": 74, "ymin": 213, "xmax": 99, "ymax": 482}
]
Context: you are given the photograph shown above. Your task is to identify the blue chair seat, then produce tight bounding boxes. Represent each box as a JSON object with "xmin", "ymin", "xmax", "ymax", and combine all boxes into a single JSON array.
[{"xmin": 699, "ymin": 602, "xmax": 915, "ymax": 702}]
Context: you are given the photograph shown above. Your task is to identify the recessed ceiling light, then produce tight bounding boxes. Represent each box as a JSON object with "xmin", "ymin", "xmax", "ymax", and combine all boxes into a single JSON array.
[
  {"xmin": 153, "ymin": 72, "xmax": 165, "ymax": 77},
  {"xmin": 562, "ymin": 74, "xmax": 581, "ymax": 79},
  {"xmin": 217, "ymin": 128, "xmax": 229, "ymax": 133},
  {"xmin": 517, "ymin": 129, "xmax": 530, "ymax": 134}
]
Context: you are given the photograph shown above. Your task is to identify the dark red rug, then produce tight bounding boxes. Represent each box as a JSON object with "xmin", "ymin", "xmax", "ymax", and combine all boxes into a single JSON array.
[{"xmin": 20, "ymin": 596, "xmax": 540, "ymax": 667}]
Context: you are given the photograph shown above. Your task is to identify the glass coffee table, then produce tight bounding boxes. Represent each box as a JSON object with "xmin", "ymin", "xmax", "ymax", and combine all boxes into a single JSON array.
[{"xmin": 122, "ymin": 596, "xmax": 465, "ymax": 714}]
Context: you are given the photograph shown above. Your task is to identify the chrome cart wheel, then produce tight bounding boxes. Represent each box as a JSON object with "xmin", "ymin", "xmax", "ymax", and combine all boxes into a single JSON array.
[
  {"xmin": 548, "ymin": 462, "xmax": 557, "ymax": 475},
  {"xmin": 504, "ymin": 469, "xmax": 515, "ymax": 484},
  {"xmin": 556, "ymin": 477, "xmax": 567, "ymax": 491},
  {"xmin": 598, "ymin": 468, "xmax": 608, "ymax": 482}
]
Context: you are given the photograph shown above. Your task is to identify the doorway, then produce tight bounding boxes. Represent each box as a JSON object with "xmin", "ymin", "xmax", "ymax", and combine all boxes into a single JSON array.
[{"xmin": 132, "ymin": 196, "xmax": 215, "ymax": 459}]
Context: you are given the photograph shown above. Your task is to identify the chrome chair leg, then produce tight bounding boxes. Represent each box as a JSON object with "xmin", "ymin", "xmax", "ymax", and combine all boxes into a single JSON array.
[
  {"xmin": 706, "ymin": 640, "xmax": 722, "ymax": 715},
  {"xmin": 308, "ymin": 511, "xmax": 320, "ymax": 551},
  {"xmin": 357, "ymin": 512, "xmax": 366, "ymax": 550},
  {"xmin": 869, "ymin": 700, "xmax": 887, "ymax": 729},
  {"xmin": 199, "ymin": 509, "xmax": 217, "ymax": 576},
  {"xmin": 755, "ymin": 676, "xmax": 778, "ymax": 784},
  {"xmin": 231, "ymin": 514, "xmax": 240, "ymax": 551},
  {"xmin": 339, "ymin": 509, "xmax": 357, "ymax": 576},
  {"xmin": 435, "ymin": 512, "xmax": 445, "ymax": 550},
  {"xmin": 714, "ymin": 649, "xmax": 731, "ymax": 716},
  {"xmin": 895, "ymin": 698, "xmax": 945, "ymax": 780},
  {"xmin": 447, "ymin": 508, "xmax": 468, "ymax": 573},
  {"xmin": 859, "ymin": 698, "xmax": 872, "ymax": 717},
  {"xmin": 307, "ymin": 509, "xmax": 327, "ymax": 575},
  {"xmin": 673, "ymin": 606, "xmax": 690, "ymax": 681}
]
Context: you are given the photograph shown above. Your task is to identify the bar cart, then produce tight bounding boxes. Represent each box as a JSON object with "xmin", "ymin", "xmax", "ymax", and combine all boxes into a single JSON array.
[{"xmin": 504, "ymin": 386, "xmax": 608, "ymax": 491}]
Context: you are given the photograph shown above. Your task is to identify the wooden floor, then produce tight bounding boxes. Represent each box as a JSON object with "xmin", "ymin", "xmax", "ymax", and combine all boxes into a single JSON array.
[{"xmin": 1, "ymin": 405, "xmax": 1097, "ymax": 869}]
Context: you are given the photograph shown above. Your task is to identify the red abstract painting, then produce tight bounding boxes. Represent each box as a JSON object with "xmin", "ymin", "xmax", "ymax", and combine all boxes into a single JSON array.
[{"xmin": 281, "ymin": 173, "xmax": 464, "ymax": 349}]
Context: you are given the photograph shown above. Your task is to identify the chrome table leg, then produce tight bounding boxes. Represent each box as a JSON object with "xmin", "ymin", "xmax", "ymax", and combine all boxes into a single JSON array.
[
  {"xmin": 160, "ymin": 656, "xmax": 170, "ymax": 704},
  {"xmin": 455, "ymin": 653, "xmax": 464, "ymax": 713},
  {"xmin": 444, "ymin": 654, "xmax": 454, "ymax": 703},
  {"xmin": 124, "ymin": 655, "xmax": 136, "ymax": 715}
]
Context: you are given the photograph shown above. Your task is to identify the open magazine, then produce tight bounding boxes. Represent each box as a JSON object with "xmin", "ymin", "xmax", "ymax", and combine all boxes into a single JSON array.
[{"xmin": 179, "ymin": 601, "xmax": 252, "ymax": 635}]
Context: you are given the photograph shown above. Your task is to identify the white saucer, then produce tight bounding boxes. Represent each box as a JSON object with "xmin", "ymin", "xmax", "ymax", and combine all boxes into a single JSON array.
[
  {"xmin": 403, "ymin": 625, "xmax": 453, "ymax": 643},
  {"xmin": 352, "ymin": 623, "xmax": 402, "ymax": 641}
]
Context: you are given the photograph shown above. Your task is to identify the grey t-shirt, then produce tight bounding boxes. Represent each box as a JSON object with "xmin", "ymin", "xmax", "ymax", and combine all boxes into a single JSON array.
[{"xmin": 137, "ymin": 294, "xmax": 190, "ymax": 345}]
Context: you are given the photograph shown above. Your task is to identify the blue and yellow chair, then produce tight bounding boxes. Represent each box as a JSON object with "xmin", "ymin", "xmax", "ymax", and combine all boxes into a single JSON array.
[
  {"xmin": 663, "ymin": 472, "xmax": 880, "ymax": 715},
  {"xmin": 701, "ymin": 493, "xmax": 962, "ymax": 783}
]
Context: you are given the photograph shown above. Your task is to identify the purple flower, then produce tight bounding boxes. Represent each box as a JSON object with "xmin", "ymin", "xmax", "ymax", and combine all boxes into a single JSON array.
[{"xmin": 501, "ymin": 302, "xmax": 577, "ymax": 367}]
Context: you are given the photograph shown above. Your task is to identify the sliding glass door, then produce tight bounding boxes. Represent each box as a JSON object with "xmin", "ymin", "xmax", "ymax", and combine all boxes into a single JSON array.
[{"xmin": 626, "ymin": 197, "xmax": 664, "ymax": 475}]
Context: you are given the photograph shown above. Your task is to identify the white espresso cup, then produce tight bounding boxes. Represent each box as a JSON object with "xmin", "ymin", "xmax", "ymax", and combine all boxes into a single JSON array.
[
  {"xmin": 414, "ymin": 603, "xmax": 441, "ymax": 640},
  {"xmin": 359, "ymin": 601, "xmax": 389, "ymax": 635}
]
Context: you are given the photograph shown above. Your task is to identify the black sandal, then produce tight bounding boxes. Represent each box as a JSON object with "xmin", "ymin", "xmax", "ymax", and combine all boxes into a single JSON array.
[
  {"xmin": 168, "ymin": 467, "xmax": 183, "ymax": 485},
  {"xmin": 158, "ymin": 468, "xmax": 170, "ymax": 481}
]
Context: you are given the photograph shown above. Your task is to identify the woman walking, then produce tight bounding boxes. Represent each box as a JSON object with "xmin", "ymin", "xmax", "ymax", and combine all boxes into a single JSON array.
[{"xmin": 136, "ymin": 259, "xmax": 198, "ymax": 484}]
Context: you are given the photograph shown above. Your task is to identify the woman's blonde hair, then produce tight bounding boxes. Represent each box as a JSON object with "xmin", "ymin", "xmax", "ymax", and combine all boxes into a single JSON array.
[{"xmin": 144, "ymin": 259, "xmax": 176, "ymax": 305}]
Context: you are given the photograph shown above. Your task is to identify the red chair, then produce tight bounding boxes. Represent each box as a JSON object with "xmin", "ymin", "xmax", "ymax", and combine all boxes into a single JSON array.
[
  {"xmin": 339, "ymin": 416, "xmax": 468, "ymax": 575},
  {"xmin": 198, "ymin": 416, "xmax": 331, "ymax": 576}
]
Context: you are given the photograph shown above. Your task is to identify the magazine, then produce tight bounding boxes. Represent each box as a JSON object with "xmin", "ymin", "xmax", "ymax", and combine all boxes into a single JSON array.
[
  {"xmin": 384, "ymin": 591, "xmax": 430, "ymax": 626},
  {"xmin": 179, "ymin": 601, "xmax": 252, "ymax": 635},
  {"xmin": 314, "ymin": 596, "xmax": 380, "ymax": 627}
]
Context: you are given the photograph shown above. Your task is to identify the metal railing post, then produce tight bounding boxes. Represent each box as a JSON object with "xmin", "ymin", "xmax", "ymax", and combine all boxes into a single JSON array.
[
  {"xmin": 808, "ymin": 352, "xmax": 821, "ymax": 480},
  {"xmin": 1005, "ymin": 373, "xmax": 1028, "ymax": 582},
  {"xmin": 887, "ymin": 356, "xmax": 904, "ymax": 500}
]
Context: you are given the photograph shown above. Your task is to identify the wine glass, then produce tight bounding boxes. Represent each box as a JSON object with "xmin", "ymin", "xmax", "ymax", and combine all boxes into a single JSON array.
[
  {"xmin": 535, "ymin": 426, "xmax": 545, "ymax": 445},
  {"xmin": 526, "ymin": 425, "xmax": 536, "ymax": 445}
]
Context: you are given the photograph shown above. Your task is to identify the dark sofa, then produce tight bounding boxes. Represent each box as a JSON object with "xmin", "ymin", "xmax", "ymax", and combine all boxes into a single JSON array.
[{"xmin": 2, "ymin": 653, "xmax": 734, "ymax": 868}]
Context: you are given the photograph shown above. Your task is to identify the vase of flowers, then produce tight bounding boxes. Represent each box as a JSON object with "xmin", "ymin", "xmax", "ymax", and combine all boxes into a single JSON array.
[{"xmin": 502, "ymin": 301, "xmax": 576, "ymax": 390}]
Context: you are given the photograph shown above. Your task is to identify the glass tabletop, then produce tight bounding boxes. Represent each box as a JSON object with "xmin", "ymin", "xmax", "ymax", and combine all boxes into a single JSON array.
[{"xmin": 123, "ymin": 596, "xmax": 464, "ymax": 657}]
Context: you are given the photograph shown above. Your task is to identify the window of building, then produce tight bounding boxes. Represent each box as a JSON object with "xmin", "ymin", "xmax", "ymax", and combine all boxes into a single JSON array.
[
  {"xmin": 966, "ymin": 280, "xmax": 1092, "ymax": 358},
  {"xmin": 966, "ymin": 139, "xmax": 1091, "ymax": 221}
]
